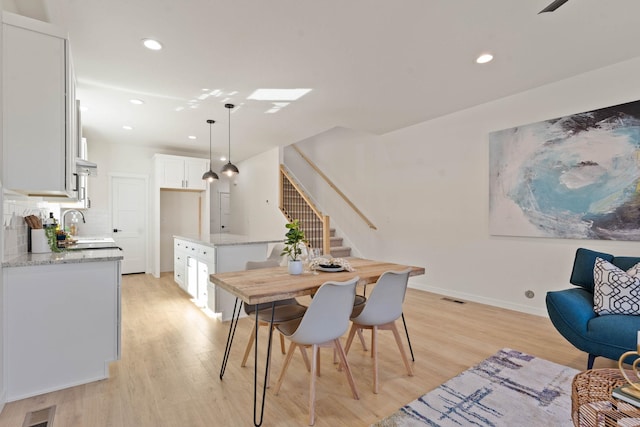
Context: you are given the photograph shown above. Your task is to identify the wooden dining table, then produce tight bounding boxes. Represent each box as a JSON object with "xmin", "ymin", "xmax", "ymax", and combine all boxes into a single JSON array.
[{"xmin": 209, "ymin": 257, "xmax": 425, "ymax": 427}]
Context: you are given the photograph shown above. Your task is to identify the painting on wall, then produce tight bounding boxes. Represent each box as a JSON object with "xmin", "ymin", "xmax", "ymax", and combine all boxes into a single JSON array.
[{"xmin": 489, "ymin": 100, "xmax": 640, "ymax": 241}]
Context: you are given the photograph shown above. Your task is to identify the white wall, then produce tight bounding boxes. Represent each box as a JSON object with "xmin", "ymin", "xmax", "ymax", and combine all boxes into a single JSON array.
[
  {"xmin": 159, "ymin": 190, "xmax": 203, "ymax": 272},
  {"xmin": 230, "ymin": 147, "xmax": 287, "ymax": 240},
  {"xmin": 0, "ymin": 0, "xmax": 5, "ymax": 410},
  {"xmin": 277, "ymin": 56, "xmax": 640, "ymax": 317}
]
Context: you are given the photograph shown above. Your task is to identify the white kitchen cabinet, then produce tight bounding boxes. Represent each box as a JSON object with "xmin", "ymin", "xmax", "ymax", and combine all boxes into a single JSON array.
[
  {"xmin": 174, "ymin": 240, "xmax": 187, "ymax": 290},
  {"xmin": 174, "ymin": 238, "xmax": 213, "ymax": 307},
  {"xmin": 3, "ymin": 260, "xmax": 121, "ymax": 401},
  {"xmin": 154, "ymin": 154, "xmax": 208, "ymax": 191},
  {"xmin": 173, "ymin": 236, "xmax": 274, "ymax": 321},
  {"xmin": 2, "ymin": 13, "xmax": 78, "ymax": 197}
]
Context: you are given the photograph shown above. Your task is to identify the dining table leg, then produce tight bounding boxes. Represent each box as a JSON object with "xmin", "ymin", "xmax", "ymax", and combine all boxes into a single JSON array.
[
  {"xmin": 401, "ymin": 312, "xmax": 415, "ymax": 362},
  {"xmin": 219, "ymin": 297, "xmax": 243, "ymax": 379},
  {"xmin": 254, "ymin": 302, "xmax": 276, "ymax": 427}
]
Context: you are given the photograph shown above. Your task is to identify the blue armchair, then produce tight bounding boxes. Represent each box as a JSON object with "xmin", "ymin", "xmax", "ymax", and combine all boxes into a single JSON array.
[{"xmin": 546, "ymin": 248, "xmax": 640, "ymax": 369}]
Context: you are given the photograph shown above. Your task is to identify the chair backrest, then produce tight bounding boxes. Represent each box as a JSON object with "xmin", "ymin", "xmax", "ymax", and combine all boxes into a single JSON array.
[
  {"xmin": 288, "ymin": 277, "xmax": 358, "ymax": 345},
  {"xmin": 244, "ymin": 259, "xmax": 295, "ymax": 314},
  {"xmin": 246, "ymin": 259, "xmax": 280, "ymax": 271},
  {"xmin": 268, "ymin": 243, "xmax": 286, "ymax": 264},
  {"xmin": 352, "ymin": 268, "xmax": 411, "ymax": 325}
]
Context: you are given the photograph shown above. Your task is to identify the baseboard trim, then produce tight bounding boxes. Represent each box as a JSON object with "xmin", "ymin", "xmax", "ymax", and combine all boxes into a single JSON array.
[
  {"xmin": 408, "ymin": 282, "xmax": 548, "ymax": 318},
  {"xmin": 7, "ymin": 374, "xmax": 109, "ymax": 403},
  {"xmin": 0, "ymin": 388, "xmax": 6, "ymax": 416}
]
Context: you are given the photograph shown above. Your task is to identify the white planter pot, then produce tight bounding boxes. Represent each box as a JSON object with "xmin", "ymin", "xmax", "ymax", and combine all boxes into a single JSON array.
[{"xmin": 288, "ymin": 260, "xmax": 303, "ymax": 275}]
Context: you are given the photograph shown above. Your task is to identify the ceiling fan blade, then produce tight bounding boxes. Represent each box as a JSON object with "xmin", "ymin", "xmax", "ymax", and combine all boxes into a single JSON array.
[{"xmin": 539, "ymin": 0, "xmax": 569, "ymax": 13}]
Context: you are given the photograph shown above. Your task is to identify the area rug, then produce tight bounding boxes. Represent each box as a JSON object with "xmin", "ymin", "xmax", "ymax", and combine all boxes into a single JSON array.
[{"xmin": 372, "ymin": 348, "xmax": 579, "ymax": 427}]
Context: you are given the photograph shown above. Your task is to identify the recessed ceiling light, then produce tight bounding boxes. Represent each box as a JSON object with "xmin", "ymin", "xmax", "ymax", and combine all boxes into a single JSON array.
[
  {"xmin": 188, "ymin": 135, "xmax": 196, "ymax": 140},
  {"xmin": 220, "ymin": 156, "xmax": 227, "ymax": 161},
  {"xmin": 142, "ymin": 38, "xmax": 163, "ymax": 50},
  {"xmin": 247, "ymin": 88, "xmax": 312, "ymax": 101},
  {"xmin": 476, "ymin": 53, "xmax": 494, "ymax": 64},
  {"xmin": 129, "ymin": 98, "xmax": 144, "ymax": 105},
  {"xmin": 122, "ymin": 125, "xmax": 133, "ymax": 130}
]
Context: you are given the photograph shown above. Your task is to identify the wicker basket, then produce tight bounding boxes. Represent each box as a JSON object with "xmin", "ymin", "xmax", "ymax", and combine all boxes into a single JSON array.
[{"xmin": 572, "ymin": 368, "xmax": 640, "ymax": 426}]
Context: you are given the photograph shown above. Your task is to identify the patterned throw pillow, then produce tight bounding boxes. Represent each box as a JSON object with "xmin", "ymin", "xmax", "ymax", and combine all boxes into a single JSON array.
[{"xmin": 593, "ymin": 257, "xmax": 640, "ymax": 315}]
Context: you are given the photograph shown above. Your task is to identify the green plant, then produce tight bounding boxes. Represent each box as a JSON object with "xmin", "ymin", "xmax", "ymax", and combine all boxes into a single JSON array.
[{"xmin": 281, "ymin": 219, "xmax": 308, "ymax": 261}]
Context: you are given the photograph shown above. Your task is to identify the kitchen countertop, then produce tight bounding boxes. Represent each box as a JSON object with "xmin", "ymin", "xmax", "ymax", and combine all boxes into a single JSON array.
[
  {"xmin": 2, "ymin": 249, "xmax": 124, "ymax": 268},
  {"xmin": 174, "ymin": 233, "xmax": 281, "ymax": 248}
]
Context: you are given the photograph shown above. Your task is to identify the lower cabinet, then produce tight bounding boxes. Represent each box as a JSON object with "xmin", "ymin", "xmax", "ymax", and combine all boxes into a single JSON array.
[
  {"xmin": 3, "ymin": 260, "xmax": 121, "ymax": 401},
  {"xmin": 173, "ymin": 237, "xmax": 270, "ymax": 321},
  {"xmin": 174, "ymin": 248, "xmax": 186, "ymax": 289},
  {"xmin": 173, "ymin": 238, "xmax": 214, "ymax": 308}
]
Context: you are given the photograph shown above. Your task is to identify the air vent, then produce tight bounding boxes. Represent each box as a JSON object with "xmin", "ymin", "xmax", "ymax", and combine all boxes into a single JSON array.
[
  {"xmin": 23, "ymin": 405, "xmax": 55, "ymax": 427},
  {"xmin": 442, "ymin": 297, "xmax": 466, "ymax": 304}
]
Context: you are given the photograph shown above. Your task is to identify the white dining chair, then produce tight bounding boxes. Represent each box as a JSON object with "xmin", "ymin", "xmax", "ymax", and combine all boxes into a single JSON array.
[
  {"xmin": 343, "ymin": 268, "xmax": 414, "ymax": 393},
  {"xmin": 267, "ymin": 243, "xmax": 286, "ymax": 265},
  {"xmin": 273, "ymin": 276, "xmax": 360, "ymax": 426}
]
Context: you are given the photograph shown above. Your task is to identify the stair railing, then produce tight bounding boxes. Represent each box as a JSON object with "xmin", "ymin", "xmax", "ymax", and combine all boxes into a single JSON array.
[
  {"xmin": 279, "ymin": 165, "xmax": 331, "ymax": 255},
  {"xmin": 291, "ymin": 144, "xmax": 377, "ymax": 230}
]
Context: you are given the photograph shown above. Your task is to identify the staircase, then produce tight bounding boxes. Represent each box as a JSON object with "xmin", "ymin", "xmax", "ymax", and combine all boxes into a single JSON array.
[
  {"xmin": 328, "ymin": 229, "xmax": 351, "ymax": 257},
  {"xmin": 279, "ymin": 165, "xmax": 352, "ymax": 257}
]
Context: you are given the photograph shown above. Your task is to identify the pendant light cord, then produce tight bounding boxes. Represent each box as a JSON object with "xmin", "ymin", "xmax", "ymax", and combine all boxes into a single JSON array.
[
  {"xmin": 221, "ymin": 103, "xmax": 238, "ymax": 176},
  {"xmin": 227, "ymin": 105, "xmax": 232, "ymax": 161}
]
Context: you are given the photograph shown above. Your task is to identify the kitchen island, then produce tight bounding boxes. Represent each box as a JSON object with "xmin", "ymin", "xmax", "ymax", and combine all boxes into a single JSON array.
[
  {"xmin": 173, "ymin": 234, "xmax": 281, "ymax": 321},
  {"xmin": 2, "ymin": 249, "xmax": 123, "ymax": 401}
]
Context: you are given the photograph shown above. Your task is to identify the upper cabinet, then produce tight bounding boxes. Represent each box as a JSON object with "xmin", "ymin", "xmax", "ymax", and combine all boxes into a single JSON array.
[
  {"xmin": 2, "ymin": 13, "xmax": 78, "ymax": 197},
  {"xmin": 154, "ymin": 154, "xmax": 209, "ymax": 191}
]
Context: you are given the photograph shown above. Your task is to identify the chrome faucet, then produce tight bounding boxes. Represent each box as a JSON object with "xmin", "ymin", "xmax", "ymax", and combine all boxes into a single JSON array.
[{"xmin": 61, "ymin": 209, "xmax": 86, "ymax": 232}]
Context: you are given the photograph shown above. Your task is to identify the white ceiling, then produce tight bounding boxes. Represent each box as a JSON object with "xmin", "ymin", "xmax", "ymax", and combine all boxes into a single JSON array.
[{"xmin": 5, "ymin": 0, "xmax": 640, "ymax": 169}]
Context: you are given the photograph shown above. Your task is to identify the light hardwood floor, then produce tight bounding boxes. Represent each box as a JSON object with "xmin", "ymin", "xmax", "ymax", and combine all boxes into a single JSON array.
[{"xmin": 0, "ymin": 272, "xmax": 616, "ymax": 427}]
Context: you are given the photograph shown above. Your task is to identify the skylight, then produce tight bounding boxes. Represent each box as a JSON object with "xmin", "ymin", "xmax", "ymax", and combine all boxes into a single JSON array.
[{"xmin": 247, "ymin": 88, "xmax": 312, "ymax": 101}]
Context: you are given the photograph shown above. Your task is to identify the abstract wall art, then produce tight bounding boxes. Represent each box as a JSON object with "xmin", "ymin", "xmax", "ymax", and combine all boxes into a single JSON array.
[{"xmin": 489, "ymin": 100, "xmax": 640, "ymax": 240}]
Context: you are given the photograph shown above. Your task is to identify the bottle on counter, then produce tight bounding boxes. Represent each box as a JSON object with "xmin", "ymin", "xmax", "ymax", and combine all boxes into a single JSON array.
[
  {"xmin": 68, "ymin": 212, "xmax": 79, "ymax": 236},
  {"xmin": 44, "ymin": 212, "xmax": 63, "ymax": 252},
  {"xmin": 44, "ymin": 212, "xmax": 58, "ymax": 228}
]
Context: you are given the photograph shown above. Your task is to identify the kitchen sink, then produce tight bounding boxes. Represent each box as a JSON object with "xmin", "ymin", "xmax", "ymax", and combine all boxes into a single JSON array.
[
  {"xmin": 75, "ymin": 237, "xmax": 116, "ymax": 244},
  {"xmin": 66, "ymin": 237, "xmax": 121, "ymax": 250}
]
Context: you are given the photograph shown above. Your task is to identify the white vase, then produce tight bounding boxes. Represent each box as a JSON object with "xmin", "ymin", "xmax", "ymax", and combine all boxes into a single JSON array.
[{"xmin": 288, "ymin": 260, "xmax": 303, "ymax": 275}]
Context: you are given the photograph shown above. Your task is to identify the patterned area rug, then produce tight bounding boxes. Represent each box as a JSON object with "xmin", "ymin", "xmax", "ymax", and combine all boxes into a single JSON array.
[{"xmin": 372, "ymin": 348, "xmax": 579, "ymax": 427}]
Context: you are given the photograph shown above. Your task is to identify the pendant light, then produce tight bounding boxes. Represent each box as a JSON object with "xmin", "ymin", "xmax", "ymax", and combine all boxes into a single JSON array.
[
  {"xmin": 202, "ymin": 119, "xmax": 219, "ymax": 182},
  {"xmin": 221, "ymin": 103, "xmax": 239, "ymax": 177}
]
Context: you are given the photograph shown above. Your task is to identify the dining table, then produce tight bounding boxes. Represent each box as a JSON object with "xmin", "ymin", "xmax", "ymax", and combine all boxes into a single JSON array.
[{"xmin": 209, "ymin": 256, "xmax": 425, "ymax": 427}]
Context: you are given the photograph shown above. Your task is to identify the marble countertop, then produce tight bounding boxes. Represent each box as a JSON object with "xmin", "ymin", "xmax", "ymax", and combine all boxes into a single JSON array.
[
  {"xmin": 2, "ymin": 249, "xmax": 124, "ymax": 268},
  {"xmin": 174, "ymin": 233, "xmax": 281, "ymax": 248}
]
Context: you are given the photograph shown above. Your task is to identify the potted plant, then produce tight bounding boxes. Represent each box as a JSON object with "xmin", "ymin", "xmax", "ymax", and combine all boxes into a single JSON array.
[{"xmin": 281, "ymin": 219, "xmax": 307, "ymax": 275}]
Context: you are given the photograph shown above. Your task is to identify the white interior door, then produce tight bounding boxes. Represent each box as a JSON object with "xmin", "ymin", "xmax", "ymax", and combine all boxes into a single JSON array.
[
  {"xmin": 219, "ymin": 192, "xmax": 230, "ymax": 233},
  {"xmin": 111, "ymin": 174, "xmax": 147, "ymax": 274}
]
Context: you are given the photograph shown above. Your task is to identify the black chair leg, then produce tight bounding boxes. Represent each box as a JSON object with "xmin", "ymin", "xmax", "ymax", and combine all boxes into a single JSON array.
[
  {"xmin": 401, "ymin": 312, "xmax": 414, "ymax": 362},
  {"xmin": 587, "ymin": 354, "xmax": 596, "ymax": 370}
]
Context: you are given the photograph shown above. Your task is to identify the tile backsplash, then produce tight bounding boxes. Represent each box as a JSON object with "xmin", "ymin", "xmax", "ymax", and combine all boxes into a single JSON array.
[
  {"xmin": 3, "ymin": 191, "xmax": 111, "ymax": 260},
  {"xmin": 3, "ymin": 194, "xmax": 42, "ymax": 258}
]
